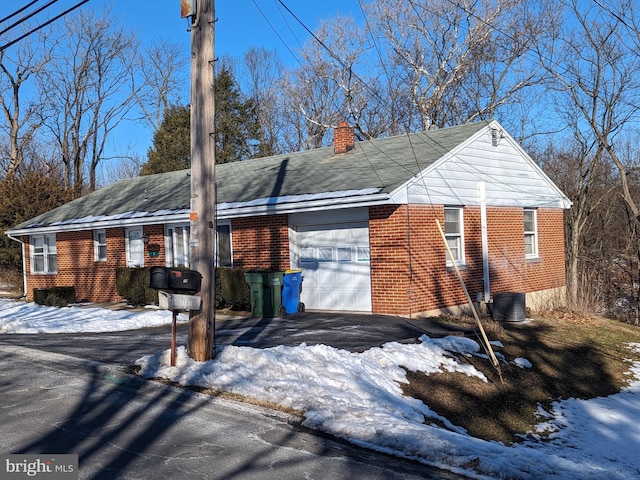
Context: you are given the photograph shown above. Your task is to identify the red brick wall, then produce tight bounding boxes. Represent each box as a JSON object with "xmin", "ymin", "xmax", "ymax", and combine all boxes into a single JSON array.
[
  {"xmin": 23, "ymin": 225, "xmax": 167, "ymax": 303},
  {"xmin": 369, "ymin": 204, "xmax": 566, "ymax": 315},
  {"xmin": 19, "ymin": 206, "xmax": 565, "ymax": 310},
  {"xmin": 231, "ymin": 215, "xmax": 290, "ymax": 270}
]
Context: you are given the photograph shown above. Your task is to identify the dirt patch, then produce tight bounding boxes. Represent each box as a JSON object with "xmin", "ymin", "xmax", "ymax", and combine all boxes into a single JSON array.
[{"xmin": 401, "ymin": 313, "xmax": 640, "ymax": 444}]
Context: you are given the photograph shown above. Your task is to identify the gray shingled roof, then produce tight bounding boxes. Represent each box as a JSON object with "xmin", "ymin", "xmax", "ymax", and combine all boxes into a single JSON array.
[{"xmin": 9, "ymin": 121, "xmax": 489, "ymax": 232}]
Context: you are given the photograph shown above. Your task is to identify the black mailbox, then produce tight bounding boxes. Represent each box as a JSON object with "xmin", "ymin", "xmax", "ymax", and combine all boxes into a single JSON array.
[{"xmin": 150, "ymin": 266, "xmax": 202, "ymax": 293}]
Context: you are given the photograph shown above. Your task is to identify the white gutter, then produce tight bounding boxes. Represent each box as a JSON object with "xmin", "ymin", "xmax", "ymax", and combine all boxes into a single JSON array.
[
  {"xmin": 5, "ymin": 232, "xmax": 27, "ymax": 298},
  {"xmin": 6, "ymin": 191, "xmax": 393, "ymax": 236},
  {"xmin": 6, "ymin": 212, "xmax": 191, "ymax": 237},
  {"xmin": 216, "ymin": 193, "xmax": 391, "ymax": 219}
]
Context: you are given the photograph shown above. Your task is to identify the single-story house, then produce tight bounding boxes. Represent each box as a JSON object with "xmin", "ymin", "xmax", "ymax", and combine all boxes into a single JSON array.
[{"xmin": 6, "ymin": 120, "xmax": 571, "ymax": 317}]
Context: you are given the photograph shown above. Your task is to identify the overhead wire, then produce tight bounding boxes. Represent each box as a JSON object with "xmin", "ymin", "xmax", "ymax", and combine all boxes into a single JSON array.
[
  {"xmin": 0, "ymin": 0, "xmax": 41, "ymax": 26},
  {"xmin": 0, "ymin": 0, "xmax": 59, "ymax": 37},
  {"xmin": 0, "ymin": 0, "xmax": 90, "ymax": 52}
]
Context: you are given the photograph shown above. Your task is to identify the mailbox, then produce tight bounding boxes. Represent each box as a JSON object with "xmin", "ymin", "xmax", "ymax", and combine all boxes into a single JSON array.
[
  {"xmin": 158, "ymin": 290, "xmax": 202, "ymax": 311},
  {"xmin": 150, "ymin": 266, "xmax": 202, "ymax": 293}
]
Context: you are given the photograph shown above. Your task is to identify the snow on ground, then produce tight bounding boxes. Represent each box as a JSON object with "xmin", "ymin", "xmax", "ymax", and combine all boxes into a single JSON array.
[{"xmin": 1, "ymin": 298, "xmax": 639, "ymax": 479}]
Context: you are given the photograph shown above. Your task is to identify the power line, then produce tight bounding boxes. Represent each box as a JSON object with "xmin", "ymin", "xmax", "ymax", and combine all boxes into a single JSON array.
[
  {"xmin": 0, "ymin": 0, "xmax": 90, "ymax": 52},
  {"xmin": 0, "ymin": 0, "xmax": 59, "ymax": 37},
  {"xmin": 250, "ymin": 0, "xmax": 303, "ymax": 69},
  {"xmin": 0, "ymin": 0, "xmax": 41, "ymax": 26}
]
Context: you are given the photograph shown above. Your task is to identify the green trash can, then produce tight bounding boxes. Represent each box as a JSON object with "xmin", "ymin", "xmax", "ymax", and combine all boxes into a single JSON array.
[{"xmin": 244, "ymin": 271, "xmax": 284, "ymax": 317}]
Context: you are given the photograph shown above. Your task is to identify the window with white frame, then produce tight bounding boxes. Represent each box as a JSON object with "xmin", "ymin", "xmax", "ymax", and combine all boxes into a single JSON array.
[
  {"xmin": 444, "ymin": 207, "xmax": 464, "ymax": 265},
  {"xmin": 524, "ymin": 208, "xmax": 538, "ymax": 258},
  {"xmin": 166, "ymin": 225, "xmax": 190, "ymax": 268},
  {"xmin": 94, "ymin": 229, "xmax": 107, "ymax": 262},
  {"xmin": 165, "ymin": 222, "xmax": 233, "ymax": 268},
  {"xmin": 31, "ymin": 234, "xmax": 57, "ymax": 274}
]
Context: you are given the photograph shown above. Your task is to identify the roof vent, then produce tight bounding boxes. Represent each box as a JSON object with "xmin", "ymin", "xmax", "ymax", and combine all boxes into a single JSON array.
[
  {"xmin": 334, "ymin": 121, "xmax": 355, "ymax": 154},
  {"xmin": 490, "ymin": 126, "xmax": 503, "ymax": 147}
]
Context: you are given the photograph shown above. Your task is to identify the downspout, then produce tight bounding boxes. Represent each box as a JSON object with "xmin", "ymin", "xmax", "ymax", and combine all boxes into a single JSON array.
[
  {"xmin": 479, "ymin": 182, "xmax": 490, "ymax": 303},
  {"xmin": 5, "ymin": 232, "xmax": 27, "ymax": 298}
]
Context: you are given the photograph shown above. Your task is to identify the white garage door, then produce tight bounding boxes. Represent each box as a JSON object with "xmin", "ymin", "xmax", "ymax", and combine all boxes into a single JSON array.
[{"xmin": 293, "ymin": 221, "xmax": 371, "ymax": 312}]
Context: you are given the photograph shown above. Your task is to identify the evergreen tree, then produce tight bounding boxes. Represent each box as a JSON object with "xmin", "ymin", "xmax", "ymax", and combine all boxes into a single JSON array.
[
  {"xmin": 140, "ymin": 104, "xmax": 191, "ymax": 175},
  {"xmin": 140, "ymin": 65, "xmax": 264, "ymax": 174},
  {"xmin": 214, "ymin": 64, "xmax": 262, "ymax": 163},
  {"xmin": 0, "ymin": 170, "xmax": 74, "ymax": 271}
]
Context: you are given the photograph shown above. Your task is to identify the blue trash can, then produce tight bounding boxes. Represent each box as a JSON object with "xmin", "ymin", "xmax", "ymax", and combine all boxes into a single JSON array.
[{"xmin": 281, "ymin": 269, "xmax": 304, "ymax": 315}]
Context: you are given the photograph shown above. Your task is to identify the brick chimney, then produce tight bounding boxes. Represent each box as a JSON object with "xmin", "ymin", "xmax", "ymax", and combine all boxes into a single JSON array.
[{"xmin": 333, "ymin": 121, "xmax": 355, "ymax": 154}]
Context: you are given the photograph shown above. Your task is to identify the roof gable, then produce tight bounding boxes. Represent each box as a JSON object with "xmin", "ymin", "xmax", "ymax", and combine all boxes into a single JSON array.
[{"xmin": 392, "ymin": 122, "xmax": 571, "ymax": 209}]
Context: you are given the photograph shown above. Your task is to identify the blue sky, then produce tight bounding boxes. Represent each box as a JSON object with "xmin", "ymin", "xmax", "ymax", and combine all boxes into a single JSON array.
[
  {"xmin": 1, "ymin": 1, "xmax": 364, "ymax": 178},
  {"xmin": 2, "ymin": 1, "xmax": 361, "ymax": 56},
  {"xmin": 111, "ymin": 1, "xmax": 362, "ymax": 65}
]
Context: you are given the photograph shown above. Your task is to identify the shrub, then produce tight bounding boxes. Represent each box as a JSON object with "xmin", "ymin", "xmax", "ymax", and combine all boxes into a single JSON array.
[
  {"xmin": 33, "ymin": 286, "xmax": 75, "ymax": 306},
  {"xmin": 116, "ymin": 266, "xmax": 250, "ymax": 310},
  {"xmin": 116, "ymin": 267, "xmax": 157, "ymax": 306},
  {"xmin": 218, "ymin": 268, "xmax": 251, "ymax": 311}
]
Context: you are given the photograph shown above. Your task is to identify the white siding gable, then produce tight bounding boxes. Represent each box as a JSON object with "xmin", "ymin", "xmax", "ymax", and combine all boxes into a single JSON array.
[{"xmin": 390, "ymin": 122, "xmax": 571, "ymax": 209}]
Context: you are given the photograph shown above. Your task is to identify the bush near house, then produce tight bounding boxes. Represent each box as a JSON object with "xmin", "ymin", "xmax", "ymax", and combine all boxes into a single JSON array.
[
  {"xmin": 33, "ymin": 286, "xmax": 75, "ymax": 307},
  {"xmin": 217, "ymin": 267, "xmax": 251, "ymax": 311},
  {"xmin": 116, "ymin": 267, "xmax": 158, "ymax": 306},
  {"xmin": 116, "ymin": 267, "xmax": 250, "ymax": 310}
]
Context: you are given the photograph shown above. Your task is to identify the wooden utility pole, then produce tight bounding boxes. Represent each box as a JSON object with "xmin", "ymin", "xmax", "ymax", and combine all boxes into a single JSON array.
[{"xmin": 185, "ymin": 0, "xmax": 216, "ymax": 361}]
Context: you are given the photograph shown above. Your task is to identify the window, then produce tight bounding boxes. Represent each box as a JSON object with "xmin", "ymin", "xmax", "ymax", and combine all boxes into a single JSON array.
[
  {"xmin": 166, "ymin": 225, "xmax": 190, "ymax": 268},
  {"xmin": 524, "ymin": 209, "xmax": 538, "ymax": 258},
  {"xmin": 444, "ymin": 207, "xmax": 464, "ymax": 265},
  {"xmin": 125, "ymin": 227, "xmax": 145, "ymax": 267},
  {"xmin": 300, "ymin": 247, "xmax": 315, "ymax": 264},
  {"xmin": 94, "ymin": 229, "xmax": 107, "ymax": 261},
  {"xmin": 318, "ymin": 247, "xmax": 333, "ymax": 262},
  {"xmin": 337, "ymin": 247, "xmax": 352, "ymax": 262},
  {"xmin": 356, "ymin": 246, "xmax": 370, "ymax": 262},
  {"xmin": 165, "ymin": 222, "xmax": 233, "ymax": 268},
  {"xmin": 31, "ymin": 234, "xmax": 57, "ymax": 274},
  {"xmin": 216, "ymin": 223, "xmax": 232, "ymax": 267}
]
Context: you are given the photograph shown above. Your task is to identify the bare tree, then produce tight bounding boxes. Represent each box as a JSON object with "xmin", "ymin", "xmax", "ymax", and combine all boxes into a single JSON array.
[
  {"xmin": 536, "ymin": 139, "xmax": 616, "ymax": 309},
  {"xmin": 541, "ymin": 0, "xmax": 640, "ymax": 321},
  {"xmin": 134, "ymin": 39, "xmax": 189, "ymax": 133},
  {"xmin": 0, "ymin": 37, "xmax": 49, "ymax": 178},
  {"xmin": 365, "ymin": 0, "xmax": 551, "ymax": 130},
  {"xmin": 37, "ymin": 8, "xmax": 138, "ymax": 195},
  {"xmin": 241, "ymin": 47, "xmax": 287, "ymax": 156}
]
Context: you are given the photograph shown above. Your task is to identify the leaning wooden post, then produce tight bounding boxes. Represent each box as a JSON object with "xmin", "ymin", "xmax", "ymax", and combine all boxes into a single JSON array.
[{"xmin": 435, "ymin": 219, "xmax": 502, "ymax": 376}]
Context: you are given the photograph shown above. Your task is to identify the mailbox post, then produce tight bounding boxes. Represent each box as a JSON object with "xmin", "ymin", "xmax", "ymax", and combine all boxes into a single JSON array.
[{"xmin": 150, "ymin": 267, "xmax": 203, "ymax": 366}]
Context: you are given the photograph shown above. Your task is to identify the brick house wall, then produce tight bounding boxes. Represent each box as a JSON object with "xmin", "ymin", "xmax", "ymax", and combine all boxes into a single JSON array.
[
  {"xmin": 19, "ymin": 206, "xmax": 565, "ymax": 311},
  {"xmin": 231, "ymin": 214, "xmax": 290, "ymax": 270},
  {"xmin": 23, "ymin": 225, "xmax": 167, "ymax": 303},
  {"xmin": 369, "ymin": 204, "xmax": 566, "ymax": 316}
]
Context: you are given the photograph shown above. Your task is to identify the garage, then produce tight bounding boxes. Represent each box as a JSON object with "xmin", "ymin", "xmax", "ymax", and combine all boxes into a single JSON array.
[{"xmin": 289, "ymin": 209, "xmax": 372, "ymax": 312}]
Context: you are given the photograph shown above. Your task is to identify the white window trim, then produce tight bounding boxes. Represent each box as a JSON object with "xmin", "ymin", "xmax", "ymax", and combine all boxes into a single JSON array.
[
  {"xmin": 94, "ymin": 229, "xmax": 107, "ymax": 262},
  {"xmin": 524, "ymin": 208, "xmax": 539, "ymax": 259},
  {"xmin": 125, "ymin": 227, "xmax": 145, "ymax": 268},
  {"xmin": 165, "ymin": 224, "xmax": 190, "ymax": 268},
  {"xmin": 444, "ymin": 207, "xmax": 465, "ymax": 267},
  {"xmin": 164, "ymin": 221, "xmax": 233, "ymax": 268},
  {"xmin": 30, "ymin": 233, "xmax": 57, "ymax": 274}
]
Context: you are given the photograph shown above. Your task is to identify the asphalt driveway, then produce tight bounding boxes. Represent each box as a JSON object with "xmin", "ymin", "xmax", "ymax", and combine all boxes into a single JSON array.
[
  {"xmin": 0, "ymin": 310, "xmax": 474, "ymax": 366},
  {"xmin": 214, "ymin": 311, "xmax": 472, "ymax": 352}
]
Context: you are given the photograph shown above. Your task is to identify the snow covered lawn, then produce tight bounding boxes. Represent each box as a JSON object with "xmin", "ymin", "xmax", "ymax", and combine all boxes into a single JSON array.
[{"xmin": 1, "ymin": 299, "xmax": 639, "ymax": 479}]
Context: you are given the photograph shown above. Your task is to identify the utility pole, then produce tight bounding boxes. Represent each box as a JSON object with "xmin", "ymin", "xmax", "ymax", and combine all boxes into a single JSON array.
[{"xmin": 184, "ymin": 0, "xmax": 216, "ymax": 361}]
